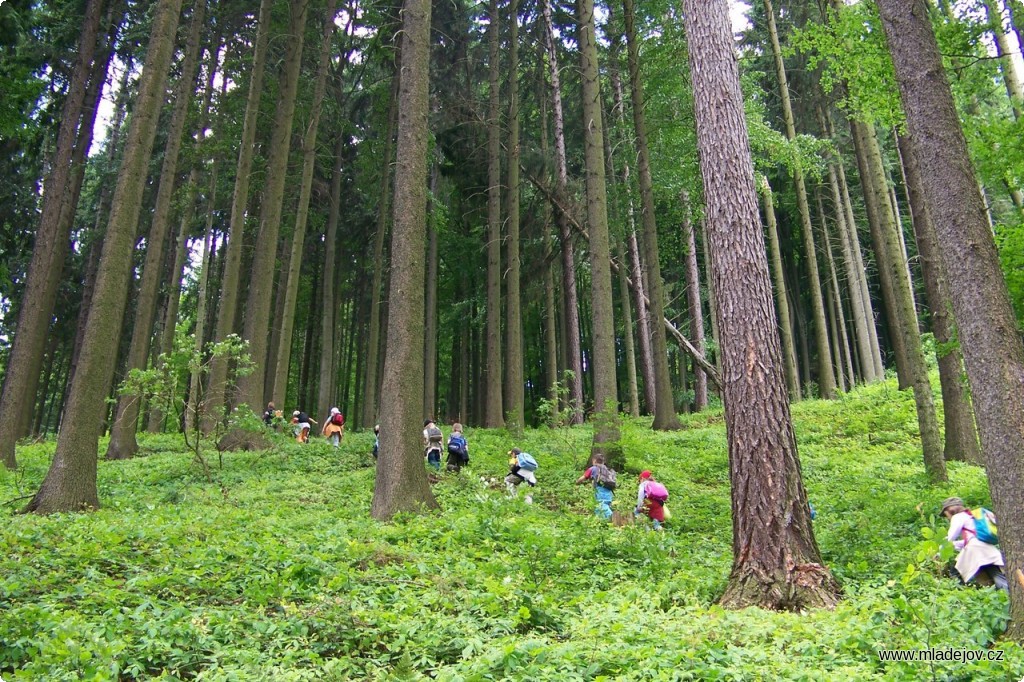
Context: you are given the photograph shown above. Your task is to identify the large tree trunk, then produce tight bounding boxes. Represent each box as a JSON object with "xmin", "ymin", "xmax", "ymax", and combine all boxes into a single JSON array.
[
  {"xmin": 235, "ymin": 0, "xmax": 310, "ymax": 415},
  {"xmin": 106, "ymin": 0, "xmax": 206, "ymax": 459},
  {"xmin": 271, "ymin": 0, "xmax": 338, "ymax": 409},
  {"xmin": 205, "ymin": 0, "xmax": 274, "ymax": 430},
  {"xmin": 763, "ymin": 0, "xmax": 835, "ymax": 399},
  {"xmin": 850, "ymin": 119, "xmax": 946, "ymax": 482},
  {"xmin": 483, "ymin": 0, "xmax": 504, "ymax": 428},
  {"xmin": 371, "ymin": 0, "xmax": 438, "ymax": 520},
  {"xmin": 505, "ymin": 0, "xmax": 524, "ymax": 434},
  {"xmin": 361, "ymin": 78, "xmax": 398, "ymax": 427},
  {"xmin": 681, "ymin": 197, "xmax": 709, "ymax": 411},
  {"xmin": 0, "ymin": 0, "xmax": 108, "ymax": 469},
  {"xmin": 616, "ymin": 238, "xmax": 641, "ymax": 417},
  {"xmin": 681, "ymin": 0, "xmax": 839, "ymax": 610},
  {"xmin": 579, "ymin": 0, "xmax": 622, "ymax": 459},
  {"xmin": 623, "ymin": 0, "xmax": 681, "ymax": 428},
  {"xmin": 759, "ymin": 178, "xmax": 801, "ymax": 399},
  {"xmin": 26, "ymin": 0, "xmax": 184, "ymax": 513},
  {"xmin": 542, "ymin": 0, "xmax": 584, "ymax": 424},
  {"xmin": 539, "ymin": 88, "xmax": 560, "ymax": 408},
  {"xmin": 895, "ymin": 133, "xmax": 983, "ymax": 466},
  {"xmin": 877, "ymin": 0, "xmax": 1024, "ymax": 638}
]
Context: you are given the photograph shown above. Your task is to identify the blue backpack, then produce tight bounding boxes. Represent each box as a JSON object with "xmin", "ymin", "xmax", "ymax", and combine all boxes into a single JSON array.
[
  {"xmin": 516, "ymin": 452, "xmax": 538, "ymax": 471},
  {"xmin": 970, "ymin": 508, "xmax": 999, "ymax": 545},
  {"xmin": 448, "ymin": 434, "xmax": 468, "ymax": 461}
]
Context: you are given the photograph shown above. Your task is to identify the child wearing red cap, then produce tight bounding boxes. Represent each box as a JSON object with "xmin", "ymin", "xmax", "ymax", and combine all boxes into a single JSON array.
[{"xmin": 635, "ymin": 470, "xmax": 669, "ymax": 530}]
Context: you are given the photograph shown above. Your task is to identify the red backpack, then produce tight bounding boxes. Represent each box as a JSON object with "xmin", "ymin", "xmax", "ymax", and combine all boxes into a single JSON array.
[{"xmin": 331, "ymin": 412, "xmax": 345, "ymax": 427}]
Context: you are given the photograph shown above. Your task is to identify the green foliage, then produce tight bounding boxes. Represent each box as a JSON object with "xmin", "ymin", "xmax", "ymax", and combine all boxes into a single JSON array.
[
  {"xmin": 1, "ymin": 379, "xmax": 1021, "ymax": 679},
  {"xmin": 995, "ymin": 221, "xmax": 1024, "ymax": 326}
]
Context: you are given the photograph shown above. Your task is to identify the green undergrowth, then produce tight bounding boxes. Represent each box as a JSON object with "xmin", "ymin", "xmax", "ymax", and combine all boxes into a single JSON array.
[{"xmin": 1, "ymin": 379, "xmax": 1020, "ymax": 680}]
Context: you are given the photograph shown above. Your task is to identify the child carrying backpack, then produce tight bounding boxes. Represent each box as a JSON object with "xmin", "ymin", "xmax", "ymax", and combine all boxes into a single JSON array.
[
  {"xmin": 940, "ymin": 497, "xmax": 1007, "ymax": 590},
  {"xmin": 446, "ymin": 423, "xmax": 469, "ymax": 472},
  {"xmin": 634, "ymin": 470, "xmax": 668, "ymax": 530},
  {"xmin": 505, "ymin": 448, "xmax": 537, "ymax": 500},
  {"xmin": 575, "ymin": 453, "xmax": 616, "ymax": 521},
  {"xmin": 423, "ymin": 419, "xmax": 443, "ymax": 470},
  {"xmin": 321, "ymin": 407, "xmax": 344, "ymax": 448}
]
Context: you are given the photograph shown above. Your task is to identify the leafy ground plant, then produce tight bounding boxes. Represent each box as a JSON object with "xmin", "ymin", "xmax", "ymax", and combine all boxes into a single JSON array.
[{"xmin": 1, "ymin": 377, "xmax": 1022, "ymax": 680}]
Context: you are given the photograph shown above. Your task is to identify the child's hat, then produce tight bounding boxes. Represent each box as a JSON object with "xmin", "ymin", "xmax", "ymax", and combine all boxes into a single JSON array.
[
  {"xmin": 293, "ymin": 410, "xmax": 300, "ymax": 417},
  {"xmin": 940, "ymin": 497, "xmax": 964, "ymax": 514},
  {"xmin": 639, "ymin": 470, "xmax": 652, "ymax": 481}
]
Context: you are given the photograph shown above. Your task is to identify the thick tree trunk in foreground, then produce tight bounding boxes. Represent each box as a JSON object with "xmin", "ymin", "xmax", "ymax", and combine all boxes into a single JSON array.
[
  {"xmin": 26, "ymin": 0, "xmax": 184, "ymax": 513},
  {"xmin": 896, "ymin": 132, "xmax": 983, "ymax": 466},
  {"xmin": 205, "ymin": 0, "xmax": 274, "ymax": 429},
  {"xmin": 236, "ymin": 0, "xmax": 310, "ymax": 414},
  {"xmin": 371, "ymin": 0, "xmax": 438, "ymax": 520},
  {"xmin": 0, "ymin": 0, "xmax": 107, "ymax": 469},
  {"xmin": 878, "ymin": 0, "xmax": 1024, "ymax": 635},
  {"xmin": 681, "ymin": 0, "xmax": 839, "ymax": 610},
  {"xmin": 579, "ymin": 0, "xmax": 622, "ymax": 459},
  {"xmin": 107, "ymin": 0, "xmax": 206, "ymax": 459}
]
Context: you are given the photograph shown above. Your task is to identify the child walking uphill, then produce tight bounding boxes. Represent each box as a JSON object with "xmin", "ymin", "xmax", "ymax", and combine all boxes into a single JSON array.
[
  {"xmin": 576, "ymin": 454, "xmax": 616, "ymax": 521},
  {"xmin": 423, "ymin": 419, "xmax": 443, "ymax": 470},
  {"xmin": 941, "ymin": 497, "xmax": 1007, "ymax": 590},
  {"xmin": 321, "ymin": 407, "xmax": 345, "ymax": 448},
  {"xmin": 635, "ymin": 470, "xmax": 668, "ymax": 530},
  {"xmin": 446, "ymin": 423, "xmax": 469, "ymax": 472},
  {"xmin": 291, "ymin": 410, "xmax": 317, "ymax": 443},
  {"xmin": 505, "ymin": 448, "xmax": 538, "ymax": 501}
]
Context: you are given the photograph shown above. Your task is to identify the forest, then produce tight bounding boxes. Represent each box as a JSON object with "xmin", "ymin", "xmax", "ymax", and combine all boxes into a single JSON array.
[{"xmin": 2, "ymin": 0, "xmax": 1024, "ymax": 678}]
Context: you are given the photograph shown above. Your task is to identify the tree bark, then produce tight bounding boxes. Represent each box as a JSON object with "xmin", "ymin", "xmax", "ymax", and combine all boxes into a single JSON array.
[
  {"xmin": 235, "ymin": 0, "xmax": 310, "ymax": 415},
  {"xmin": 271, "ymin": 0, "xmax": 338, "ymax": 409},
  {"xmin": 424, "ymin": 164, "xmax": 439, "ymax": 418},
  {"xmin": 26, "ymin": 0, "xmax": 184, "ymax": 512},
  {"xmin": 106, "ymin": 0, "xmax": 206, "ymax": 459},
  {"xmin": 763, "ymin": 0, "xmax": 835, "ymax": 399},
  {"xmin": 483, "ymin": 0, "xmax": 504, "ymax": 428},
  {"xmin": 895, "ymin": 132, "xmax": 983, "ymax": 466},
  {"xmin": 505, "ymin": 0, "xmax": 524, "ymax": 433},
  {"xmin": 877, "ymin": 0, "xmax": 1024, "ymax": 638},
  {"xmin": 205, "ymin": 0, "xmax": 274, "ymax": 430},
  {"xmin": 371, "ymin": 0, "xmax": 438, "ymax": 520},
  {"xmin": 541, "ymin": 0, "xmax": 584, "ymax": 424},
  {"xmin": 852, "ymin": 119, "xmax": 946, "ymax": 482},
  {"xmin": 0, "ymin": 0, "xmax": 108, "ymax": 469},
  {"xmin": 318, "ymin": 135, "xmax": 346, "ymax": 421},
  {"xmin": 759, "ymin": 178, "xmax": 801, "ymax": 400},
  {"xmin": 362, "ymin": 76, "xmax": 399, "ymax": 427},
  {"xmin": 623, "ymin": 0, "xmax": 682, "ymax": 428},
  {"xmin": 681, "ymin": 0, "xmax": 839, "ymax": 610},
  {"xmin": 579, "ymin": 0, "xmax": 622, "ymax": 458},
  {"xmin": 617, "ymin": 238, "xmax": 641, "ymax": 417},
  {"xmin": 681, "ymin": 196, "xmax": 709, "ymax": 411}
]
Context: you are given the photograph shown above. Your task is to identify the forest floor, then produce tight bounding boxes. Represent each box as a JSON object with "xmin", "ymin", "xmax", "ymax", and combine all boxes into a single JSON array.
[{"xmin": 1, "ymin": 377, "xmax": 1022, "ymax": 681}]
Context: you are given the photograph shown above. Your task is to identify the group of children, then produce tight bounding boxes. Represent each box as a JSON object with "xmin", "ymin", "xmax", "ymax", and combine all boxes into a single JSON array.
[{"xmin": 262, "ymin": 402, "xmax": 346, "ymax": 447}]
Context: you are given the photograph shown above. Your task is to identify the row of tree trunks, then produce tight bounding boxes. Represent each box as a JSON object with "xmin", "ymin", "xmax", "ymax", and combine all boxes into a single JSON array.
[
  {"xmin": 541, "ymin": 0, "xmax": 584, "ymax": 424},
  {"xmin": 876, "ymin": 0, "xmax": 1024, "ymax": 640},
  {"xmin": 205, "ymin": 0, "xmax": 275, "ymax": 431},
  {"xmin": 106, "ymin": 0, "xmax": 207, "ymax": 460},
  {"xmin": 0, "ymin": 0, "xmax": 109, "ymax": 469},
  {"xmin": 25, "ymin": 0, "xmax": 185, "ymax": 512},
  {"xmin": 271, "ymin": 0, "xmax": 339, "ymax": 411},
  {"xmin": 622, "ymin": 0, "xmax": 684, "ymax": 428},
  {"xmin": 235, "ymin": 0, "xmax": 310, "ymax": 416},
  {"xmin": 759, "ymin": 179, "xmax": 801, "ymax": 400}
]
